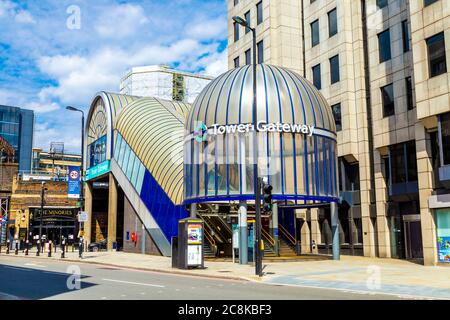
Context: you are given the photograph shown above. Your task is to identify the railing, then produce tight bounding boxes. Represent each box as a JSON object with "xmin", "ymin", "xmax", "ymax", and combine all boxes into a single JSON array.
[
  {"xmin": 204, "ymin": 227, "xmax": 216, "ymax": 247},
  {"xmin": 261, "ymin": 228, "xmax": 275, "ymax": 247},
  {"xmin": 278, "ymin": 224, "xmax": 296, "ymax": 246}
]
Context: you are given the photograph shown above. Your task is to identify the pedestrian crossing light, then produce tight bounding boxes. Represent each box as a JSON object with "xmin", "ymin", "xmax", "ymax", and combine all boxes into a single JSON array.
[{"xmin": 262, "ymin": 183, "xmax": 273, "ymax": 213}]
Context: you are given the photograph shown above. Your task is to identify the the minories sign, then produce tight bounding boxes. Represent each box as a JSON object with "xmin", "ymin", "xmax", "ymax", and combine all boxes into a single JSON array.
[{"xmin": 30, "ymin": 208, "xmax": 77, "ymax": 221}]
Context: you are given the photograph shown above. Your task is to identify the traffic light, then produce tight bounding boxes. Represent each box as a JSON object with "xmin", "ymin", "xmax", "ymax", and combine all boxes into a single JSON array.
[{"xmin": 262, "ymin": 182, "xmax": 273, "ymax": 213}]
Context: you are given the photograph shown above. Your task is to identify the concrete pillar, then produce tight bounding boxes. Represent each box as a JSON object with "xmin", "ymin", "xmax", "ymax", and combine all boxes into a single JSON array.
[
  {"xmin": 374, "ymin": 150, "xmax": 391, "ymax": 258},
  {"xmin": 301, "ymin": 209, "xmax": 311, "ymax": 254},
  {"xmin": 415, "ymin": 123, "xmax": 437, "ymax": 266},
  {"xmin": 141, "ymin": 224, "xmax": 146, "ymax": 255},
  {"xmin": 107, "ymin": 173, "xmax": 118, "ymax": 251},
  {"xmin": 84, "ymin": 182, "xmax": 93, "ymax": 245},
  {"xmin": 310, "ymin": 208, "xmax": 320, "ymax": 254},
  {"xmin": 331, "ymin": 202, "xmax": 340, "ymax": 260},
  {"xmin": 190, "ymin": 203, "xmax": 197, "ymax": 218},
  {"xmin": 270, "ymin": 203, "xmax": 279, "ymax": 255},
  {"xmin": 239, "ymin": 200, "xmax": 248, "ymax": 264}
]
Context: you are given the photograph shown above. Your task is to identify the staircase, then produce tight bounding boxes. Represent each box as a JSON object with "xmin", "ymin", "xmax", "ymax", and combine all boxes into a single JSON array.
[
  {"xmin": 278, "ymin": 238, "xmax": 297, "ymax": 256},
  {"xmin": 203, "ymin": 241, "xmax": 216, "ymax": 258}
]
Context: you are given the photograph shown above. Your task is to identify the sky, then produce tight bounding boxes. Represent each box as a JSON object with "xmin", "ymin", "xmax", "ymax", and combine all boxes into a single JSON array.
[{"xmin": 0, "ymin": 0, "xmax": 228, "ymax": 153}]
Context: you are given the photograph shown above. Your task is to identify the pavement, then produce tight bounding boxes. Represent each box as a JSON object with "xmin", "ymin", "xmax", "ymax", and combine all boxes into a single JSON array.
[{"xmin": 1, "ymin": 248, "xmax": 449, "ymax": 299}]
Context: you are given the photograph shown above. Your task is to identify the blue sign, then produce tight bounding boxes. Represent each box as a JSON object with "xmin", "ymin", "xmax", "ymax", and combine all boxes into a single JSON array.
[
  {"xmin": 437, "ymin": 236, "xmax": 450, "ymax": 263},
  {"xmin": 68, "ymin": 166, "xmax": 81, "ymax": 199}
]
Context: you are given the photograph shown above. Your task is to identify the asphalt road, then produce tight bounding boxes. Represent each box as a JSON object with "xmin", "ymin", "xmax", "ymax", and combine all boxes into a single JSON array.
[{"xmin": 0, "ymin": 256, "xmax": 402, "ymax": 300}]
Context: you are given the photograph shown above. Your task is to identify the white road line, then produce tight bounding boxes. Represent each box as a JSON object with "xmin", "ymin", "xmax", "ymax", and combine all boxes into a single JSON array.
[
  {"xmin": 102, "ymin": 278, "xmax": 165, "ymax": 288},
  {"xmin": 24, "ymin": 263, "xmax": 46, "ymax": 268},
  {"xmin": 4, "ymin": 266, "xmax": 32, "ymax": 272}
]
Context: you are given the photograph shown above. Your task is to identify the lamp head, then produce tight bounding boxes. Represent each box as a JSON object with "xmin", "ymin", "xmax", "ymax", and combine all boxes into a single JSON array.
[{"xmin": 232, "ymin": 16, "xmax": 248, "ymax": 28}]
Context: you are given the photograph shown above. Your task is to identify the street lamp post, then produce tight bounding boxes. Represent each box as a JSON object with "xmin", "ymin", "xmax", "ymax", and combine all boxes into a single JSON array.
[
  {"xmin": 66, "ymin": 106, "xmax": 85, "ymax": 238},
  {"xmin": 232, "ymin": 16, "xmax": 262, "ymax": 277},
  {"xmin": 38, "ymin": 181, "xmax": 46, "ymax": 254}
]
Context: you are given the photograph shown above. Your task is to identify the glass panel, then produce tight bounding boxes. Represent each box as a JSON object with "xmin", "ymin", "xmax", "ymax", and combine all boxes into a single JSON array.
[
  {"xmin": 332, "ymin": 103, "xmax": 342, "ymax": 131},
  {"xmin": 382, "ymin": 84, "xmax": 395, "ymax": 117},
  {"xmin": 269, "ymin": 132, "xmax": 282, "ymax": 194},
  {"xmin": 283, "ymin": 133, "xmax": 295, "ymax": 194},
  {"xmin": 307, "ymin": 136, "xmax": 316, "ymax": 196},
  {"xmin": 295, "ymin": 134, "xmax": 305, "ymax": 195},
  {"xmin": 330, "ymin": 55, "xmax": 340, "ymax": 84},
  {"xmin": 229, "ymin": 134, "xmax": 240, "ymax": 194},
  {"xmin": 312, "ymin": 64, "xmax": 321, "ymax": 90},
  {"xmin": 131, "ymin": 157, "xmax": 140, "ymax": 187},
  {"xmin": 402, "ymin": 20, "xmax": 410, "ymax": 52},
  {"xmin": 378, "ymin": 29, "xmax": 392, "ymax": 62},
  {"xmin": 114, "ymin": 134, "xmax": 122, "ymax": 160},
  {"xmin": 441, "ymin": 113, "xmax": 450, "ymax": 165},
  {"xmin": 377, "ymin": 0, "xmax": 388, "ymax": 8},
  {"xmin": 436, "ymin": 209, "xmax": 450, "ymax": 263},
  {"xmin": 245, "ymin": 11, "xmax": 250, "ymax": 34},
  {"xmin": 217, "ymin": 134, "xmax": 227, "ymax": 195},
  {"xmin": 126, "ymin": 151, "xmax": 136, "ymax": 180},
  {"xmin": 257, "ymin": 40, "xmax": 264, "ymax": 64},
  {"xmin": 427, "ymin": 32, "xmax": 447, "ymax": 77},
  {"xmin": 311, "ymin": 19, "xmax": 319, "ymax": 47},
  {"xmin": 206, "ymin": 137, "xmax": 215, "ymax": 195},
  {"xmin": 136, "ymin": 163, "xmax": 145, "ymax": 193},
  {"xmin": 257, "ymin": 1, "xmax": 263, "ymax": 25},
  {"xmin": 328, "ymin": 8, "xmax": 337, "ymax": 37}
]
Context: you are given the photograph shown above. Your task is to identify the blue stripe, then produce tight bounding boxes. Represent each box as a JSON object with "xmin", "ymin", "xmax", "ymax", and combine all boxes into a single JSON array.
[{"xmin": 261, "ymin": 65, "xmax": 271, "ymax": 185}]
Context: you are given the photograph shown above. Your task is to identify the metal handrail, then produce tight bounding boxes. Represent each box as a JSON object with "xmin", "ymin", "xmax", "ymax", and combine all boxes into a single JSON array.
[
  {"xmin": 279, "ymin": 224, "xmax": 296, "ymax": 246},
  {"xmin": 261, "ymin": 228, "xmax": 275, "ymax": 246},
  {"xmin": 204, "ymin": 228, "xmax": 216, "ymax": 247}
]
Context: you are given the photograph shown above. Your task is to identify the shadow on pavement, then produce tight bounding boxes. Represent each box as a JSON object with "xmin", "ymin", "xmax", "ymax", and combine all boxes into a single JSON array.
[{"xmin": 0, "ymin": 264, "xmax": 97, "ymax": 300}]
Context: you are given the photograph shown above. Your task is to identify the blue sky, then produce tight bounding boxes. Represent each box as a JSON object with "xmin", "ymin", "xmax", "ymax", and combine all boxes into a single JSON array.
[{"xmin": 0, "ymin": 0, "xmax": 228, "ymax": 152}]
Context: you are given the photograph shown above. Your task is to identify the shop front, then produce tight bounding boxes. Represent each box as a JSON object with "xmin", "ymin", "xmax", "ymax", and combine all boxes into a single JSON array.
[
  {"xmin": 29, "ymin": 207, "xmax": 79, "ymax": 245},
  {"xmin": 436, "ymin": 208, "xmax": 450, "ymax": 263}
]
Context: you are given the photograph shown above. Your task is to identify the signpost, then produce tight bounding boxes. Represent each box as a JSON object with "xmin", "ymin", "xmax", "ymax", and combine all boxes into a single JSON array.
[
  {"xmin": 78, "ymin": 211, "xmax": 88, "ymax": 222},
  {"xmin": 68, "ymin": 166, "xmax": 81, "ymax": 199},
  {"xmin": 0, "ymin": 216, "xmax": 6, "ymax": 245}
]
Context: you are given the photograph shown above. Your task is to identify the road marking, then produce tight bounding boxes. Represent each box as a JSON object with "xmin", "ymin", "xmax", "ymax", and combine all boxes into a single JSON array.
[
  {"xmin": 24, "ymin": 263, "xmax": 46, "ymax": 268},
  {"xmin": 4, "ymin": 266, "xmax": 32, "ymax": 272},
  {"xmin": 102, "ymin": 278, "xmax": 165, "ymax": 288}
]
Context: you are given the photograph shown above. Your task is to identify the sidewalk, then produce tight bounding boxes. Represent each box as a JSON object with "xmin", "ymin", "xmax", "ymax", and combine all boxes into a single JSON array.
[{"xmin": 2, "ymin": 250, "xmax": 450, "ymax": 299}]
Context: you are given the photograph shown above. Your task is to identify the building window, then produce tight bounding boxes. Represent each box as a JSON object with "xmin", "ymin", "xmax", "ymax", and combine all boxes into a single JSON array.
[
  {"xmin": 330, "ymin": 55, "xmax": 340, "ymax": 84},
  {"xmin": 234, "ymin": 22, "xmax": 239, "ymax": 42},
  {"xmin": 381, "ymin": 84, "xmax": 395, "ymax": 117},
  {"xmin": 440, "ymin": 112, "xmax": 450, "ymax": 166},
  {"xmin": 257, "ymin": 1, "xmax": 263, "ymax": 25},
  {"xmin": 377, "ymin": 0, "xmax": 388, "ymax": 8},
  {"xmin": 424, "ymin": 0, "xmax": 439, "ymax": 6},
  {"xmin": 245, "ymin": 49, "xmax": 251, "ymax": 65},
  {"xmin": 312, "ymin": 64, "xmax": 321, "ymax": 90},
  {"xmin": 402, "ymin": 20, "xmax": 410, "ymax": 52},
  {"xmin": 234, "ymin": 57, "xmax": 240, "ymax": 68},
  {"xmin": 406, "ymin": 77, "xmax": 413, "ymax": 110},
  {"xmin": 244, "ymin": 11, "xmax": 250, "ymax": 34},
  {"xmin": 257, "ymin": 40, "xmax": 264, "ymax": 64},
  {"xmin": 387, "ymin": 141, "xmax": 418, "ymax": 184},
  {"xmin": 234, "ymin": 0, "xmax": 239, "ymax": 6},
  {"xmin": 328, "ymin": 8, "xmax": 337, "ymax": 38},
  {"xmin": 427, "ymin": 32, "xmax": 447, "ymax": 78},
  {"xmin": 311, "ymin": 19, "xmax": 319, "ymax": 47},
  {"xmin": 378, "ymin": 29, "xmax": 391, "ymax": 62},
  {"xmin": 332, "ymin": 103, "xmax": 342, "ymax": 131}
]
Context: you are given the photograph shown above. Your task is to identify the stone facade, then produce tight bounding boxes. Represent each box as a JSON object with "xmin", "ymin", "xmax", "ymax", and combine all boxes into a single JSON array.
[{"xmin": 228, "ymin": 0, "xmax": 450, "ymax": 265}]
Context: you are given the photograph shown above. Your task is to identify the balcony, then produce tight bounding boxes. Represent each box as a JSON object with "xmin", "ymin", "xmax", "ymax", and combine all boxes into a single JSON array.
[{"xmin": 439, "ymin": 165, "xmax": 450, "ymax": 188}]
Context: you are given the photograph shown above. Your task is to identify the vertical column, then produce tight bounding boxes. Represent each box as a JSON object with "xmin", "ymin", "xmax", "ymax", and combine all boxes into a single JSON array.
[
  {"xmin": 107, "ymin": 173, "xmax": 118, "ymax": 251},
  {"xmin": 331, "ymin": 202, "xmax": 340, "ymax": 260},
  {"xmin": 374, "ymin": 150, "xmax": 391, "ymax": 258},
  {"xmin": 190, "ymin": 203, "xmax": 197, "ymax": 218},
  {"xmin": 141, "ymin": 224, "xmax": 146, "ymax": 255},
  {"xmin": 239, "ymin": 200, "xmax": 248, "ymax": 264},
  {"xmin": 271, "ymin": 203, "xmax": 279, "ymax": 256},
  {"xmin": 310, "ymin": 208, "xmax": 320, "ymax": 254},
  {"xmin": 415, "ymin": 123, "xmax": 437, "ymax": 266},
  {"xmin": 84, "ymin": 182, "xmax": 93, "ymax": 245},
  {"xmin": 301, "ymin": 209, "xmax": 311, "ymax": 254}
]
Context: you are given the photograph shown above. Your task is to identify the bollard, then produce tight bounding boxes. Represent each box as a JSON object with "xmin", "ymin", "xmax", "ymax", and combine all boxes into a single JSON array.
[
  {"xmin": 15, "ymin": 241, "xmax": 18, "ymax": 255},
  {"xmin": 79, "ymin": 240, "xmax": 83, "ymax": 259},
  {"xmin": 61, "ymin": 240, "xmax": 65, "ymax": 259},
  {"xmin": 6, "ymin": 240, "xmax": 10, "ymax": 254},
  {"xmin": 48, "ymin": 241, "xmax": 52, "ymax": 257},
  {"xmin": 25, "ymin": 240, "xmax": 29, "ymax": 256},
  {"xmin": 36, "ymin": 240, "xmax": 40, "ymax": 256},
  {"xmin": 0, "ymin": 244, "xmax": 2, "ymax": 254}
]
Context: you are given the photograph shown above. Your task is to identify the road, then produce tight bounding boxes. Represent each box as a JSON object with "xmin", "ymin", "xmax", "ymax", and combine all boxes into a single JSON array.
[{"xmin": 0, "ymin": 256, "xmax": 402, "ymax": 300}]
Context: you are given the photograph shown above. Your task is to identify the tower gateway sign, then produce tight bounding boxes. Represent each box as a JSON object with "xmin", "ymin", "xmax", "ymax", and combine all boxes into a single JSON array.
[{"xmin": 194, "ymin": 122, "xmax": 316, "ymax": 142}]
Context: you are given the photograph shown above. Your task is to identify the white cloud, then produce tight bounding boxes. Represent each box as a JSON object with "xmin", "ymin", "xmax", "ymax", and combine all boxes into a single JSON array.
[
  {"xmin": 15, "ymin": 10, "xmax": 36, "ymax": 24},
  {"xmin": 95, "ymin": 3, "xmax": 149, "ymax": 38},
  {"xmin": 24, "ymin": 101, "xmax": 60, "ymax": 114},
  {"xmin": 203, "ymin": 50, "xmax": 228, "ymax": 77},
  {"xmin": 185, "ymin": 16, "xmax": 227, "ymax": 40},
  {"xmin": 34, "ymin": 122, "xmax": 81, "ymax": 152}
]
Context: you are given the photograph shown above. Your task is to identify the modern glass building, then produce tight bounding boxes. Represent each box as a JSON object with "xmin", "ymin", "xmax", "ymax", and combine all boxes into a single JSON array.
[
  {"xmin": 0, "ymin": 105, "xmax": 34, "ymax": 171},
  {"xmin": 83, "ymin": 65, "xmax": 339, "ymax": 260}
]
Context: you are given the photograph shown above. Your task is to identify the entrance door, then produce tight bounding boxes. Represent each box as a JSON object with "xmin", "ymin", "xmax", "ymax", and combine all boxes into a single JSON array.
[{"xmin": 403, "ymin": 215, "xmax": 423, "ymax": 259}]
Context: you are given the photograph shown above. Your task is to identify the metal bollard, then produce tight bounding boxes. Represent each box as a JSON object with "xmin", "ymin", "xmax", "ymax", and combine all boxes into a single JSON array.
[
  {"xmin": 48, "ymin": 241, "xmax": 52, "ymax": 257},
  {"xmin": 25, "ymin": 240, "xmax": 29, "ymax": 256},
  {"xmin": 6, "ymin": 240, "xmax": 10, "ymax": 254},
  {"xmin": 61, "ymin": 241, "xmax": 65, "ymax": 259},
  {"xmin": 36, "ymin": 240, "xmax": 40, "ymax": 256},
  {"xmin": 0, "ymin": 244, "xmax": 2, "ymax": 254},
  {"xmin": 79, "ymin": 241, "xmax": 83, "ymax": 259},
  {"xmin": 15, "ymin": 241, "xmax": 18, "ymax": 255}
]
